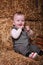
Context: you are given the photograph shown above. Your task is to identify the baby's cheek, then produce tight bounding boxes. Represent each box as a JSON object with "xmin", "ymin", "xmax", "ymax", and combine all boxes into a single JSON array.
[{"xmin": 22, "ymin": 22, "xmax": 25, "ymax": 25}]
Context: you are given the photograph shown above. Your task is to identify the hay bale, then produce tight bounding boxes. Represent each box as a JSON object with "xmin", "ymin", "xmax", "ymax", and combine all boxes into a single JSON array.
[
  {"xmin": 0, "ymin": 18, "xmax": 13, "ymax": 51},
  {"xmin": 0, "ymin": 50, "xmax": 39, "ymax": 65},
  {"xmin": 0, "ymin": 18, "xmax": 43, "ymax": 65}
]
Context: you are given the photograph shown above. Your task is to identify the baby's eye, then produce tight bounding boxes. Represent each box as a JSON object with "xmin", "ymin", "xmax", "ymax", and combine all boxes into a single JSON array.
[{"xmin": 21, "ymin": 20, "xmax": 25, "ymax": 22}]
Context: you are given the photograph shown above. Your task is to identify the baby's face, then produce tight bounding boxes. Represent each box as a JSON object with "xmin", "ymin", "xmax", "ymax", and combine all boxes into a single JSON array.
[{"xmin": 13, "ymin": 14, "xmax": 25, "ymax": 28}]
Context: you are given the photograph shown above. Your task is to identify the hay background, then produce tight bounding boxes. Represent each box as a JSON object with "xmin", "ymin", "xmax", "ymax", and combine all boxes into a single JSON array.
[{"xmin": 0, "ymin": 0, "xmax": 43, "ymax": 65}]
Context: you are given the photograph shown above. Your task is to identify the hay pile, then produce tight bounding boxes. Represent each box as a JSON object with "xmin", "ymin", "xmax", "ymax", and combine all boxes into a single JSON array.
[{"xmin": 0, "ymin": 18, "xmax": 43, "ymax": 65}]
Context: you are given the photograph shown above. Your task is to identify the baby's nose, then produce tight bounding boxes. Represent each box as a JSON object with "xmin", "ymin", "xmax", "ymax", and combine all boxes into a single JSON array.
[{"xmin": 19, "ymin": 20, "xmax": 22, "ymax": 23}]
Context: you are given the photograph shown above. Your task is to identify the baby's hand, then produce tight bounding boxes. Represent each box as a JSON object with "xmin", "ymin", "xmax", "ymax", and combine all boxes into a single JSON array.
[
  {"xmin": 25, "ymin": 26, "xmax": 30, "ymax": 31},
  {"xmin": 25, "ymin": 26, "xmax": 34, "ymax": 38},
  {"xmin": 20, "ymin": 25, "xmax": 24, "ymax": 29}
]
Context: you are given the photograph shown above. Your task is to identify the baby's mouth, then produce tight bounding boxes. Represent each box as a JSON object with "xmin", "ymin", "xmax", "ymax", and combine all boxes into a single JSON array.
[{"xmin": 19, "ymin": 24, "xmax": 22, "ymax": 26}]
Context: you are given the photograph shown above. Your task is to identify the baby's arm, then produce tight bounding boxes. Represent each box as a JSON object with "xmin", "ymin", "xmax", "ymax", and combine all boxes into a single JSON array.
[{"xmin": 11, "ymin": 28, "xmax": 22, "ymax": 39}]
